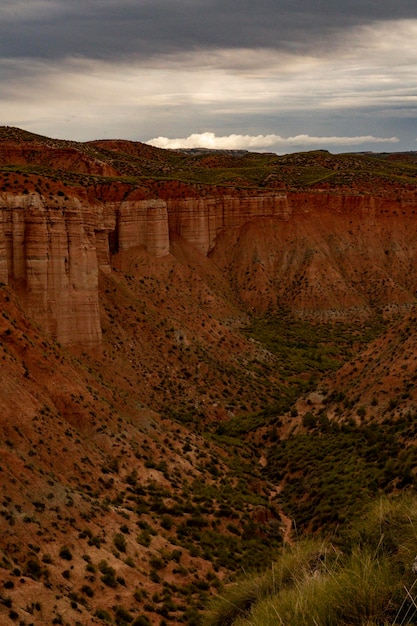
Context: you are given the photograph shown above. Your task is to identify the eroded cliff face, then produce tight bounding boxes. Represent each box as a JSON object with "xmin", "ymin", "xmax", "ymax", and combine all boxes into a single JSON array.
[
  {"xmin": 0, "ymin": 196, "xmax": 163, "ymax": 346},
  {"xmin": 112, "ymin": 199, "xmax": 170, "ymax": 257},
  {"xmin": 0, "ymin": 193, "xmax": 107, "ymax": 347},
  {"xmin": 0, "ymin": 194, "xmax": 169, "ymax": 348},
  {"xmin": 210, "ymin": 191, "xmax": 417, "ymax": 316},
  {"xmin": 166, "ymin": 193, "xmax": 290, "ymax": 254},
  {"xmin": 0, "ymin": 190, "xmax": 291, "ymax": 347},
  {"xmin": 2, "ymin": 186, "xmax": 417, "ymax": 348}
]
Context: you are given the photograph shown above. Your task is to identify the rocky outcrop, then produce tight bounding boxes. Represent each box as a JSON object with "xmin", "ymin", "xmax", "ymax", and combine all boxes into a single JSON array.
[
  {"xmin": 0, "ymin": 141, "xmax": 119, "ymax": 177},
  {"xmin": 0, "ymin": 195, "xmax": 170, "ymax": 347}
]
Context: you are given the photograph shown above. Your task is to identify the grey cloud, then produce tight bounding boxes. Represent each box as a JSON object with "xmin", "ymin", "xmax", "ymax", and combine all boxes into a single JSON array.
[
  {"xmin": 2, "ymin": 0, "xmax": 417, "ymax": 152},
  {"xmin": 2, "ymin": 0, "xmax": 417, "ymax": 61}
]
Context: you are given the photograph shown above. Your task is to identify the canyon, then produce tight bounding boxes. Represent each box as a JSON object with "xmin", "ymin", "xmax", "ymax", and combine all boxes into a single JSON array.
[{"xmin": 2, "ymin": 127, "xmax": 417, "ymax": 625}]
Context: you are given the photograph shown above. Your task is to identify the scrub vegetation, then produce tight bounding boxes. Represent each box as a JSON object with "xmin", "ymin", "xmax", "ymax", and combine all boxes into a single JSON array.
[{"xmin": 207, "ymin": 496, "xmax": 417, "ymax": 626}]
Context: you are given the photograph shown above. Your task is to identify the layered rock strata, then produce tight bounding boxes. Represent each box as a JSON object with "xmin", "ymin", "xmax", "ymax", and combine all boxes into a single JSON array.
[
  {"xmin": 166, "ymin": 193, "xmax": 289, "ymax": 254},
  {"xmin": 0, "ymin": 191, "xmax": 290, "ymax": 348},
  {"xmin": 210, "ymin": 191, "xmax": 417, "ymax": 316},
  {"xmin": 1, "ymin": 188, "xmax": 417, "ymax": 347},
  {"xmin": 113, "ymin": 199, "xmax": 170, "ymax": 257},
  {"xmin": 0, "ymin": 194, "xmax": 106, "ymax": 348}
]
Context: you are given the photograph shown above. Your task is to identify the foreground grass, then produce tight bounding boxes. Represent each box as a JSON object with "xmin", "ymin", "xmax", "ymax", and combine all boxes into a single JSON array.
[{"xmin": 206, "ymin": 496, "xmax": 417, "ymax": 626}]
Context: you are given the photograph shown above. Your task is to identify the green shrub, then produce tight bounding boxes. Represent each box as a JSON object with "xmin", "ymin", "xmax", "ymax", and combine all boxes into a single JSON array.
[
  {"xmin": 98, "ymin": 560, "xmax": 118, "ymax": 588},
  {"xmin": 132, "ymin": 616, "xmax": 151, "ymax": 626},
  {"xmin": 24, "ymin": 557, "xmax": 42, "ymax": 579},
  {"xmin": 114, "ymin": 605, "xmax": 134, "ymax": 623},
  {"xmin": 59, "ymin": 545, "xmax": 72, "ymax": 561},
  {"xmin": 95, "ymin": 608, "xmax": 113, "ymax": 622},
  {"xmin": 81, "ymin": 584, "xmax": 94, "ymax": 597},
  {"xmin": 114, "ymin": 533, "xmax": 127, "ymax": 553}
]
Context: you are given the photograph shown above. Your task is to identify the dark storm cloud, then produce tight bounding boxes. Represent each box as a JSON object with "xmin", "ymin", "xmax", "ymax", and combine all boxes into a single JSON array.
[
  {"xmin": 1, "ymin": 0, "xmax": 417, "ymax": 150},
  {"xmin": 2, "ymin": 0, "xmax": 417, "ymax": 61}
]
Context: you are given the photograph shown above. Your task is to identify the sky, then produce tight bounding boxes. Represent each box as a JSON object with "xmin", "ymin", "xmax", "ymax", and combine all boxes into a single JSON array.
[{"xmin": 1, "ymin": 0, "xmax": 417, "ymax": 154}]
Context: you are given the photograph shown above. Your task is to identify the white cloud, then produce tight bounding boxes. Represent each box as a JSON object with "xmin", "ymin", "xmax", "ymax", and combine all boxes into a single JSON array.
[{"xmin": 147, "ymin": 131, "xmax": 399, "ymax": 151}]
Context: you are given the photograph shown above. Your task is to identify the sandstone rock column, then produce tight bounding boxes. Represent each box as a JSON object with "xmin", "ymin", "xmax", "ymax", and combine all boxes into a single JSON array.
[
  {"xmin": 0, "ymin": 194, "xmax": 103, "ymax": 349},
  {"xmin": 166, "ymin": 197, "xmax": 218, "ymax": 255},
  {"xmin": 63, "ymin": 202, "xmax": 102, "ymax": 347},
  {"xmin": 0, "ymin": 209, "xmax": 8, "ymax": 284},
  {"xmin": 11, "ymin": 208, "xmax": 26, "ymax": 286},
  {"xmin": 25, "ymin": 205, "xmax": 50, "ymax": 332},
  {"xmin": 117, "ymin": 199, "xmax": 169, "ymax": 257},
  {"xmin": 146, "ymin": 201, "xmax": 169, "ymax": 257}
]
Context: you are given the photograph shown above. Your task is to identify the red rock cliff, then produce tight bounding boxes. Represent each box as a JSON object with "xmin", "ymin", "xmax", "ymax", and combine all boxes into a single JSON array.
[
  {"xmin": 166, "ymin": 193, "xmax": 290, "ymax": 254},
  {"xmin": 209, "ymin": 190, "xmax": 417, "ymax": 315},
  {"xmin": 2, "ymin": 186, "xmax": 417, "ymax": 347},
  {"xmin": 0, "ymin": 193, "xmax": 106, "ymax": 347}
]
